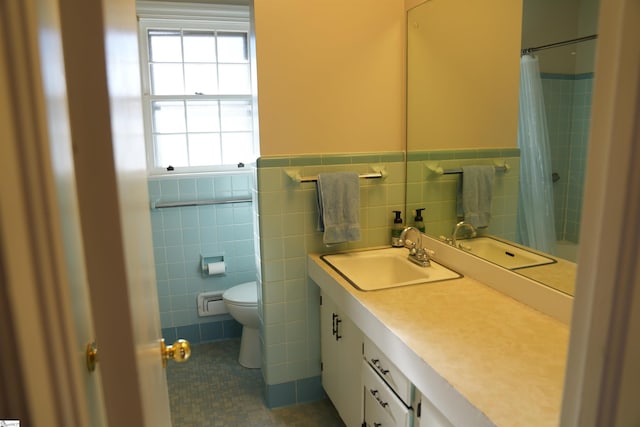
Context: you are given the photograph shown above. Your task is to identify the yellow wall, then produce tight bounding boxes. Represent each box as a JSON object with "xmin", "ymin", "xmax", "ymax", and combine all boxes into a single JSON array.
[
  {"xmin": 253, "ymin": 0, "xmax": 406, "ymax": 156},
  {"xmin": 522, "ymin": 0, "xmax": 599, "ymax": 74},
  {"xmin": 407, "ymin": 0, "xmax": 522, "ymax": 149}
]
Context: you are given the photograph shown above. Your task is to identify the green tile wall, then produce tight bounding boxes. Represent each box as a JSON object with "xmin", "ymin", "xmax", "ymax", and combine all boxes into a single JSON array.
[
  {"xmin": 406, "ymin": 149, "xmax": 521, "ymax": 242},
  {"xmin": 255, "ymin": 153, "xmax": 405, "ymax": 398},
  {"xmin": 542, "ymin": 73, "xmax": 592, "ymax": 243},
  {"xmin": 148, "ymin": 171, "xmax": 257, "ymax": 330}
]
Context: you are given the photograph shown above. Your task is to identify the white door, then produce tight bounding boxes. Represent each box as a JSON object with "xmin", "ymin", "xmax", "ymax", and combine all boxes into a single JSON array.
[
  {"xmin": 55, "ymin": 0, "xmax": 174, "ymax": 425},
  {"xmin": 0, "ymin": 0, "xmax": 174, "ymax": 425}
]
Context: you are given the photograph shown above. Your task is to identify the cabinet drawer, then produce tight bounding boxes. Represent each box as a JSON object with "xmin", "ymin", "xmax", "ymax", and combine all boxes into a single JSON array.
[
  {"xmin": 363, "ymin": 336, "xmax": 413, "ymax": 406},
  {"xmin": 362, "ymin": 361, "xmax": 412, "ymax": 427}
]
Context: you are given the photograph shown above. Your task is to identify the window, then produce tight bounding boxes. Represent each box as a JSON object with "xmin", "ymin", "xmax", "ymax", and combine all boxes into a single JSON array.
[{"xmin": 137, "ymin": 3, "xmax": 255, "ymax": 174}]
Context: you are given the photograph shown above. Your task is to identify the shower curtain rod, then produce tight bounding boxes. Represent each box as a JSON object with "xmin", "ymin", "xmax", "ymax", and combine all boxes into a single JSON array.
[{"xmin": 521, "ymin": 34, "xmax": 598, "ymax": 55}]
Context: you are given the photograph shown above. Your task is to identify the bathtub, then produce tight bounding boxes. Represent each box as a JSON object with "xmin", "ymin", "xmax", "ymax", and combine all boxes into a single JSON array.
[{"xmin": 555, "ymin": 240, "xmax": 579, "ymax": 262}]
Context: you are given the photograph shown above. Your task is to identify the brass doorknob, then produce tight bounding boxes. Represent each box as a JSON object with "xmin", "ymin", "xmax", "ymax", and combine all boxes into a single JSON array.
[{"xmin": 160, "ymin": 338, "xmax": 191, "ymax": 367}]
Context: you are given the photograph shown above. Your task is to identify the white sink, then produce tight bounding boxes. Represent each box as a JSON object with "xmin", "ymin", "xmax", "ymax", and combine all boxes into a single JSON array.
[
  {"xmin": 321, "ymin": 247, "xmax": 461, "ymax": 291},
  {"xmin": 457, "ymin": 237, "xmax": 555, "ymax": 270}
]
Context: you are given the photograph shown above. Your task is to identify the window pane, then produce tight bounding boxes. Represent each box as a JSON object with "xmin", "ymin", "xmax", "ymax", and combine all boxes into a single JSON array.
[
  {"xmin": 155, "ymin": 134, "xmax": 189, "ymax": 167},
  {"xmin": 183, "ymin": 31, "xmax": 216, "ymax": 63},
  {"xmin": 143, "ymin": 23, "xmax": 255, "ymax": 171},
  {"xmin": 221, "ymin": 132, "xmax": 252, "ymax": 164},
  {"xmin": 220, "ymin": 101, "xmax": 252, "ymax": 131},
  {"xmin": 188, "ymin": 133, "xmax": 222, "ymax": 166},
  {"xmin": 152, "ymin": 101, "xmax": 186, "ymax": 133},
  {"xmin": 148, "ymin": 30, "xmax": 182, "ymax": 62},
  {"xmin": 184, "ymin": 64, "xmax": 218, "ymax": 95},
  {"xmin": 217, "ymin": 32, "xmax": 248, "ymax": 62},
  {"xmin": 151, "ymin": 64, "xmax": 184, "ymax": 95},
  {"xmin": 218, "ymin": 64, "xmax": 251, "ymax": 94},
  {"xmin": 186, "ymin": 101, "xmax": 220, "ymax": 132}
]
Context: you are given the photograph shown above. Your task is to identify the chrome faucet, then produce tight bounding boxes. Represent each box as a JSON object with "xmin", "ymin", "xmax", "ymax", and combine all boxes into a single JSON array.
[
  {"xmin": 399, "ymin": 226, "xmax": 434, "ymax": 267},
  {"xmin": 451, "ymin": 221, "xmax": 477, "ymax": 248}
]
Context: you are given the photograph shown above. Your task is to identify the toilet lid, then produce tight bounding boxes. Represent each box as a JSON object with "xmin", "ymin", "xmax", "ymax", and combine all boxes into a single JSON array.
[{"xmin": 223, "ymin": 281, "xmax": 257, "ymax": 306}]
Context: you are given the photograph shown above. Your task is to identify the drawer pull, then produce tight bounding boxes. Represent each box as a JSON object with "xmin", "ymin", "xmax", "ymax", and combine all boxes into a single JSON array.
[
  {"xmin": 374, "ymin": 423, "xmax": 382, "ymax": 427},
  {"xmin": 331, "ymin": 313, "xmax": 343, "ymax": 340},
  {"xmin": 369, "ymin": 388, "xmax": 389, "ymax": 408},
  {"xmin": 371, "ymin": 358, "xmax": 389, "ymax": 375}
]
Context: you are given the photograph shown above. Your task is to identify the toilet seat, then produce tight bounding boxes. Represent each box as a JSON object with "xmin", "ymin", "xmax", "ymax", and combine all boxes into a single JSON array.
[{"xmin": 223, "ymin": 281, "xmax": 257, "ymax": 307}]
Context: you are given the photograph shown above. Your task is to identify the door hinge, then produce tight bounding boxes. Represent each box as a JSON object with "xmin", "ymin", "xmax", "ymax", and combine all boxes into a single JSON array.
[
  {"xmin": 417, "ymin": 401, "xmax": 422, "ymax": 417},
  {"xmin": 320, "ymin": 295, "xmax": 323, "ymax": 305},
  {"xmin": 320, "ymin": 362, "xmax": 323, "ymax": 372}
]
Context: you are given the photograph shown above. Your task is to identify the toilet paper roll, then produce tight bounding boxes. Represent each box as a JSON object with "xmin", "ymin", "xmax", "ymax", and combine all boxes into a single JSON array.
[{"xmin": 207, "ymin": 261, "xmax": 226, "ymax": 275}]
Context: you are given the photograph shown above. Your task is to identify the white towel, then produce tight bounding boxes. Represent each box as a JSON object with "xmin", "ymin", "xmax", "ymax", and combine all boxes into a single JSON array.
[
  {"xmin": 316, "ymin": 172, "xmax": 361, "ymax": 244},
  {"xmin": 457, "ymin": 165, "xmax": 495, "ymax": 228}
]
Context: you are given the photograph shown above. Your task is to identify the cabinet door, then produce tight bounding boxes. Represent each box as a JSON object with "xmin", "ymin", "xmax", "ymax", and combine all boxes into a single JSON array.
[
  {"xmin": 320, "ymin": 292, "xmax": 363, "ymax": 427},
  {"xmin": 417, "ymin": 394, "xmax": 453, "ymax": 427}
]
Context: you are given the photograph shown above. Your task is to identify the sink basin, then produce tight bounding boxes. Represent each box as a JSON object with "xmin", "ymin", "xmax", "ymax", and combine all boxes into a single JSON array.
[
  {"xmin": 457, "ymin": 237, "xmax": 556, "ymax": 270},
  {"xmin": 321, "ymin": 247, "xmax": 461, "ymax": 291}
]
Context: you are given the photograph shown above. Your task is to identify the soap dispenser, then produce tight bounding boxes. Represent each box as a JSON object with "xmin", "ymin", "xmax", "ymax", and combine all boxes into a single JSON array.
[
  {"xmin": 414, "ymin": 208, "xmax": 426, "ymax": 233},
  {"xmin": 391, "ymin": 210, "xmax": 404, "ymax": 247}
]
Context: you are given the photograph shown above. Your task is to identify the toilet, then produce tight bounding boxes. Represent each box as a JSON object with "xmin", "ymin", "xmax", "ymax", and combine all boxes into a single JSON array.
[{"xmin": 222, "ymin": 281, "xmax": 260, "ymax": 368}]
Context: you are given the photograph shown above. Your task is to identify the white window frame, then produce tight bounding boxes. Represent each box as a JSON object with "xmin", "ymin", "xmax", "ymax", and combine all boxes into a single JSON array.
[{"xmin": 137, "ymin": 1, "xmax": 255, "ymax": 176}]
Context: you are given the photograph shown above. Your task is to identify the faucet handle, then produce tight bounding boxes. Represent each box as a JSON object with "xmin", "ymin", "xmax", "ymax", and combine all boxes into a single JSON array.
[
  {"xmin": 404, "ymin": 238, "xmax": 418, "ymax": 249},
  {"xmin": 415, "ymin": 248, "xmax": 435, "ymax": 262}
]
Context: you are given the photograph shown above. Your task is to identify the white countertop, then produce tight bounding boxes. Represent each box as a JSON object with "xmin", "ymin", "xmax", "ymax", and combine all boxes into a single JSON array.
[{"xmin": 309, "ymin": 250, "xmax": 570, "ymax": 427}]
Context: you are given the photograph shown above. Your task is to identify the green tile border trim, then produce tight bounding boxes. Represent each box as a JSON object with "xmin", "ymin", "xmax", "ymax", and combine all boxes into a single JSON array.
[
  {"xmin": 541, "ymin": 72, "xmax": 595, "ymax": 80},
  {"xmin": 257, "ymin": 152, "xmax": 405, "ymax": 168},
  {"xmin": 258, "ymin": 150, "xmax": 516, "ymax": 166},
  {"xmin": 406, "ymin": 148, "xmax": 520, "ymax": 162}
]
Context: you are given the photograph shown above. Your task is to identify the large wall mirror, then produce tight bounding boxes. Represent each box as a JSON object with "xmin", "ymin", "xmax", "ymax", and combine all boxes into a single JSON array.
[{"xmin": 406, "ymin": 0, "xmax": 599, "ymax": 296}]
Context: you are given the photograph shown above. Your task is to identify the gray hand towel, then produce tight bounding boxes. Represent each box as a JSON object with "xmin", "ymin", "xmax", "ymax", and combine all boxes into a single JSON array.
[
  {"xmin": 316, "ymin": 172, "xmax": 361, "ymax": 244},
  {"xmin": 458, "ymin": 165, "xmax": 495, "ymax": 228}
]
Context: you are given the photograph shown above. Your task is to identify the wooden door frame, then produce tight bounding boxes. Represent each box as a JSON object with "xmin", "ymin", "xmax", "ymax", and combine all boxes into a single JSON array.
[{"xmin": 560, "ymin": 0, "xmax": 640, "ymax": 425}]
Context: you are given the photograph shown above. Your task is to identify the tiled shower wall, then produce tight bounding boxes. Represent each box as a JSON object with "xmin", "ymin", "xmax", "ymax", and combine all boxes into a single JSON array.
[
  {"xmin": 542, "ymin": 73, "xmax": 593, "ymax": 243},
  {"xmin": 406, "ymin": 149, "xmax": 521, "ymax": 242},
  {"xmin": 255, "ymin": 153, "xmax": 405, "ymax": 407},
  {"xmin": 148, "ymin": 172, "xmax": 257, "ymax": 343}
]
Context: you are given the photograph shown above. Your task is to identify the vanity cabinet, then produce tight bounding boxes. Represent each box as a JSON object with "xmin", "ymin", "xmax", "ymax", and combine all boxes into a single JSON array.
[
  {"xmin": 320, "ymin": 292, "xmax": 364, "ymax": 427},
  {"xmin": 320, "ymin": 291, "xmax": 453, "ymax": 427}
]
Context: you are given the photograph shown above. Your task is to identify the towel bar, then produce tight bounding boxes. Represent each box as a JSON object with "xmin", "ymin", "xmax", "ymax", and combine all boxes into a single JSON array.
[
  {"xmin": 152, "ymin": 197, "xmax": 252, "ymax": 209},
  {"xmin": 285, "ymin": 168, "xmax": 386, "ymax": 183},
  {"xmin": 441, "ymin": 165, "xmax": 508, "ymax": 175},
  {"xmin": 427, "ymin": 161, "xmax": 510, "ymax": 176},
  {"xmin": 298, "ymin": 172, "xmax": 384, "ymax": 183}
]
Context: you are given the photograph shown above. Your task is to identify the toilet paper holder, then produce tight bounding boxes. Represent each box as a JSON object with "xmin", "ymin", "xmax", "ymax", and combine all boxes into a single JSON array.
[{"xmin": 201, "ymin": 254, "xmax": 225, "ymax": 277}]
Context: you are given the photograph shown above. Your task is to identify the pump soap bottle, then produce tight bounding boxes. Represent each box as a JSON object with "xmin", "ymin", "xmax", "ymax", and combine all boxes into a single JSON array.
[
  {"xmin": 414, "ymin": 208, "xmax": 426, "ymax": 233},
  {"xmin": 391, "ymin": 211, "xmax": 404, "ymax": 247}
]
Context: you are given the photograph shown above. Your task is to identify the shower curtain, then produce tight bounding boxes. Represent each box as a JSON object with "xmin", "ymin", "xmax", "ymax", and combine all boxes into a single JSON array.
[{"xmin": 516, "ymin": 55, "xmax": 556, "ymax": 254}]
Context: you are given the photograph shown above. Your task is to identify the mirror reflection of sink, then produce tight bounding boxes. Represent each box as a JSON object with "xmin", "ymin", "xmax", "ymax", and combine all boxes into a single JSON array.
[
  {"xmin": 457, "ymin": 237, "xmax": 556, "ymax": 270},
  {"xmin": 320, "ymin": 247, "xmax": 462, "ymax": 291}
]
